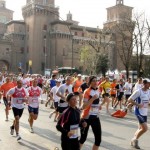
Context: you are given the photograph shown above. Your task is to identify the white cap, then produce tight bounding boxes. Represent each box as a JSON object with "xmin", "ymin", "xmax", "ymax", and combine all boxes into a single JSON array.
[
  {"xmin": 56, "ymin": 79, "xmax": 61, "ymax": 82},
  {"xmin": 143, "ymin": 78, "xmax": 150, "ymax": 83},
  {"xmin": 77, "ymin": 74, "xmax": 82, "ymax": 76}
]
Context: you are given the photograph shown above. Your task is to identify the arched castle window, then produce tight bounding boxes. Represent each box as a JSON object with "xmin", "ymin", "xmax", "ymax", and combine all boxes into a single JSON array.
[
  {"xmin": 75, "ymin": 32, "xmax": 78, "ymax": 36},
  {"xmin": 27, "ymin": 25, "xmax": 29, "ymax": 32},
  {"xmin": 43, "ymin": 24, "xmax": 47, "ymax": 31},
  {"xmin": 27, "ymin": 46, "xmax": 29, "ymax": 53},
  {"xmin": 20, "ymin": 47, "xmax": 24, "ymax": 54}
]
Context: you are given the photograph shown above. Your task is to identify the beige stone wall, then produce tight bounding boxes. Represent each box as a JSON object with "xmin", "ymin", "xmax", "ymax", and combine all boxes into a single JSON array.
[
  {"xmin": 0, "ymin": 10, "xmax": 13, "ymax": 23},
  {"xmin": 0, "ymin": 22, "xmax": 6, "ymax": 34},
  {"xmin": 0, "ymin": 40, "xmax": 11, "ymax": 70},
  {"xmin": 23, "ymin": 3, "xmax": 58, "ymax": 73},
  {"xmin": 7, "ymin": 23, "xmax": 25, "ymax": 34},
  {"xmin": 107, "ymin": 5, "xmax": 132, "ymax": 22}
]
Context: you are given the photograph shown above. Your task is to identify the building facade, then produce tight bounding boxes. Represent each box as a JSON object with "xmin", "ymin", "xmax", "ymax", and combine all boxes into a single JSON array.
[{"xmin": 0, "ymin": 0, "xmax": 134, "ymax": 74}]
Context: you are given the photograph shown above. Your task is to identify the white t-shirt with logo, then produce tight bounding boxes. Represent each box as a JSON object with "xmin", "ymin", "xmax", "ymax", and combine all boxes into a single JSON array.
[
  {"xmin": 50, "ymin": 86, "xmax": 60, "ymax": 102},
  {"xmin": 129, "ymin": 89, "xmax": 150, "ymax": 116},
  {"xmin": 134, "ymin": 83, "xmax": 143, "ymax": 92},
  {"xmin": 56, "ymin": 83, "xmax": 73, "ymax": 100},
  {"xmin": 124, "ymin": 82, "xmax": 132, "ymax": 95}
]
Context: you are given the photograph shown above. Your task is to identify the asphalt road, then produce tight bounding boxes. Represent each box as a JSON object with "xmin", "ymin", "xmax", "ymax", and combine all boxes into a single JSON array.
[{"xmin": 0, "ymin": 101, "xmax": 150, "ymax": 150}]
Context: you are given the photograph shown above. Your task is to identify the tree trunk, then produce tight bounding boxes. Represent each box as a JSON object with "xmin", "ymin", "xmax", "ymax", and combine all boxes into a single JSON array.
[{"xmin": 125, "ymin": 66, "xmax": 129, "ymax": 79}]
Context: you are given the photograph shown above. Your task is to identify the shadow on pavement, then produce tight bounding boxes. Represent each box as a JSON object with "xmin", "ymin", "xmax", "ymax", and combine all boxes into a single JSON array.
[
  {"xmin": 20, "ymin": 121, "xmax": 60, "ymax": 144},
  {"xmin": 18, "ymin": 139, "xmax": 49, "ymax": 150}
]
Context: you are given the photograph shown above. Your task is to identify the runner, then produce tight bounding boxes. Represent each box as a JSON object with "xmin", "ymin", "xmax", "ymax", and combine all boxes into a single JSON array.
[
  {"xmin": 113, "ymin": 79, "xmax": 124, "ymax": 109},
  {"xmin": 21, "ymin": 73, "xmax": 28, "ymax": 88},
  {"xmin": 56, "ymin": 93, "xmax": 87, "ymax": 150},
  {"xmin": 128, "ymin": 79, "xmax": 150, "ymax": 149},
  {"xmin": 7, "ymin": 79, "xmax": 29, "ymax": 141},
  {"xmin": 72, "ymin": 74, "xmax": 83, "ymax": 107},
  {"xmin": 78, "ymin": 76, "xmax": 89, "ymax": 93},
  {"xmin": 27, "ymin": 78, "xmax": 42, "ymax": 133},
  {"xmin": 0, "ymin": 77, "xmax": 15, "ymax": 121},
  {"xmin": 49, "ymin": 79, "xmax": 61, "ymax": 122},
  {"xmin": 124, "ymin": 78, "xmax": 133, "ymax": 106},
  {"xmin": 80, "ymin": 76, "xmax": 102, "ymax": 150},
  {"xmin": 45, "ymin": 74, "xmax": 57, "ymax": 108},
  {"xmin": 0, "ymin": 74, "xmax": 4, "ymax": 86},
  {"xmin": 133, "ymin": 77, "xmax": 143, "ymax": 91},
  {"xmin": 37, "ymin": 75, "xmax": 43, "ymax": 88},
  {"xmin": 99, "ymin": 76, "xmax": 111, "ymax": 114},
  {"xmin": 56, "ymin": 76, "xmax": 73, "ymax": 118},
  {"xmin": 110, "ymin": 79, "xmax": 117, "ymax": 108}
]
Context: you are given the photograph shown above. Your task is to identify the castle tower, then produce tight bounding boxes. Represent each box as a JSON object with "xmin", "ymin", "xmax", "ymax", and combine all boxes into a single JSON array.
[
  {"xmin": 67, "ymin": 11, "xmax": 72, "ymax": 21},
  {"xmin": 22, "ymin": 0, "xmax": 59, "ymax": 73},
  {"xmin": 116, "ymin": 0, "xmax": 124, "ymax": 5},
  {"xmin": 104, "ymin": 0, "xmax": 133, "ymax": 71},
  {"xmin": 0, "ymin": 0, "xmax": 13, "ymax": 23}
]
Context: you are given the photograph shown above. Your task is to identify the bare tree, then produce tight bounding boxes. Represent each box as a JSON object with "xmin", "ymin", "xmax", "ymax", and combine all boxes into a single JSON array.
[
  {"xmin": 132, "ymin": 12, "xmax": 150, "ymax": 77},
  {"xmin": 112, "ymin": 18, "xmax": 135, "ymax": 78}
]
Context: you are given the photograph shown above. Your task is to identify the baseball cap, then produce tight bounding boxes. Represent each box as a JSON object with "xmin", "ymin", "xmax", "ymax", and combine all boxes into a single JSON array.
[
  {"xmin": 143, "ymin": 78, "xmax": 150, "ymax": 84},
  {"xmin": 77, "ymin": 74, "xmax": 82, "ymax": 76},
  {"xmin": 66, "ymin": 93, "xmax": 75, "ymax": 102},
  {"xmin": 56, "ymin": 79, "xmax": 61, "ymax": 82}
]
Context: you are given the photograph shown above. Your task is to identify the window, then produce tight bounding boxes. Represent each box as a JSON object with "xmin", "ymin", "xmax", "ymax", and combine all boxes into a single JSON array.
[
  {"xmin": 26, "ymin": 62, "xmax": 28, "ymax": 71},
  {"xmin": 20, "ymin": 47, "xmax": 24, "ymax": 54},
  {"xmin": 43, "ymin": 24, "xmax": 47, "ymax": 31},
  {"xmin": 41, "ymin": 62, "xmax": 45, "ymax": 71},
  {"xmin": 27, "ymin": 46, "xmax": 29, "ymax": 53},
  {"xmin": 82, "ymin": 32, "xmax": 84, "ymax": 37},
  {"xmin": 43, "ymin": 46, "xmax": 46, "ymax": 53},
  {"xmin": 43, "ymin": 0, "xmax": 47, "ymax": 5},
  {"xmin": 27, "ymin": 25, "xmax": 29, "ymax": 32},
  {"xmin": 43, "ymin": 35, "xmax": 46, "ymax": 39},
  {"xmin": 75, "ymin": 32, "xmax": 78, "ymax": 36}
]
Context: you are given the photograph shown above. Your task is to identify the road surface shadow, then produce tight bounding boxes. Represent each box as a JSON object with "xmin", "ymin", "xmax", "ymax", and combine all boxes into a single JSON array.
[{"xmin": 18, "ymin": 139, "xmax": 49, "ymax": 150}]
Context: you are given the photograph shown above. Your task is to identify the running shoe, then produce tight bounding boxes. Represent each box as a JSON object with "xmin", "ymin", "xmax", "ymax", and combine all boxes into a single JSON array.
[
  {"xmin": 10, "ymin": 126, "xmax": 14, "ymax": 135},
  {"xmin": 131, "ymin": 139, "xmax": 141, "ymax": 149},
  {"xmin": 49, "ymin": 112, "xmax": 53, "ymax": 119},
  {"xmin": 30, "ymin": 128, "xmax": 34, "ymax": 133},
  {"xmin": 17, "ymin": 135, "xmax": 22, "ymax": 141},
  {"xmin": 5, "ymin": 117, "xmax": 8, "ymax": 121},
  {"xmin": 54, "ymin": 119, "xmax": 57, "ymax": 122}
]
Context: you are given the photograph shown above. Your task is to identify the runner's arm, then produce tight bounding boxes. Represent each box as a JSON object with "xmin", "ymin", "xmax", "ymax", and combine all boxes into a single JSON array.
[
  {"xmin": 128, "ymin": 91, "xmax": 143, "ymax": 108},
  {"xmin": 82, "ymin": 94, "xmax": 98, "ymax": 109}
]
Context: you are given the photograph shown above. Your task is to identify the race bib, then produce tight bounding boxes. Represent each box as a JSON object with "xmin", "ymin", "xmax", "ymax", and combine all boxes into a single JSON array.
[
  {"xmin": 70, "ymin": 124, "xmax": 79, "ymax": 139},
  {"xmin": 32, "ymin": 99, "xmax": 38, "ymax": 103},
  {"xmin": 16, "ymin": 99, "xmax": 23, "ymax": 104},
  {"xmin": 106, "ymin": 88, "xmax": 110, "ymax": 93},
  {"xmin": 143, "ymin": 101, "xmax": 148, "ymax": 108},
  {"xmin": 59, "ymin": 102, "xmax": 68, "ymax": 107},
  {"xmin": 90, "ymin": 104, "xmax": 99, "ymax": 115}
]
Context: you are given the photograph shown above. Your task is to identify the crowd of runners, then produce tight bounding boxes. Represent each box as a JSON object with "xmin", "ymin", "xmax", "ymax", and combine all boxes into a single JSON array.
[{"xmin": 0, "ymin": 72, "xmax": 150, "ymax": 150}]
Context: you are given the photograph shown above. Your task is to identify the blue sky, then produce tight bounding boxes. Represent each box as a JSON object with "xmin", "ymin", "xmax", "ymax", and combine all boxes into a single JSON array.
[{"xmin": 6, "ymin": 0, "xmax": 150, "ymax": 28}]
